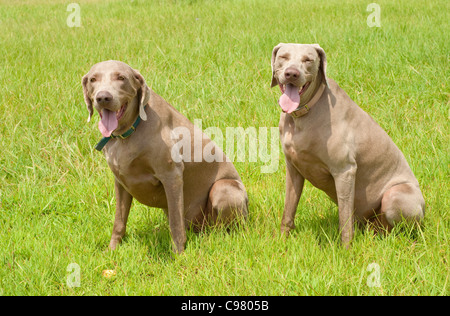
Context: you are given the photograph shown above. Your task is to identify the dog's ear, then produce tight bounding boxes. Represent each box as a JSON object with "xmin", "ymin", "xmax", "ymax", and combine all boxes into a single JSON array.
[
  {"xmin": 82, "ymin": 74, "xmax": 93, "ymax": 122},
  {"xmin": 311, "ymin": 44, "xmax": 329, "ymax": 87},
  {"xmin": 132, "ymin": 69, "xmax": 150, "ymax": 121},
  {"xmin": 271, "ymin": 43, "xmax": 284, "ymax": 88}
]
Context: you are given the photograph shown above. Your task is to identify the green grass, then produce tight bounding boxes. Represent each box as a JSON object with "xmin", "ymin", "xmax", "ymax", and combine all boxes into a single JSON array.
[{"xmin": 0, "ymin": 0, "xmax": 448, "ymax": 295}]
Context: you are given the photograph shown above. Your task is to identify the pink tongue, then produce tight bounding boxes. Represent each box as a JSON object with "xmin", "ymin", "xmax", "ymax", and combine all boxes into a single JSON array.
[
  {"xmin": 278, "ymin": 84, "xmax": 300, "ymax": 113},
  {"xmin": 98, "ymin": 109, "xmax": 118, "ymax": 137}
]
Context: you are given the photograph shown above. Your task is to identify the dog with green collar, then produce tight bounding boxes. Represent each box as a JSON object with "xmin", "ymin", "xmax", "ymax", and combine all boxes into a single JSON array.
[{"xmin": 82, "ymin": 60, "xmax": 248, "ymax": 253}]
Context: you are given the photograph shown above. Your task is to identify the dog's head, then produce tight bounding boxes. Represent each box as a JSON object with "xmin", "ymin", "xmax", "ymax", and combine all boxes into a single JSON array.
[
  {"xmin": 82, "ymin": 60, "xmax": 150, "ymax": 137},
  {"xmin": 271, "ymin": 43, "xmax": 328, "ymax": 88},
  {"xmin": 271, "ymin": 43, "xmax": 328, "ymax": 114}
]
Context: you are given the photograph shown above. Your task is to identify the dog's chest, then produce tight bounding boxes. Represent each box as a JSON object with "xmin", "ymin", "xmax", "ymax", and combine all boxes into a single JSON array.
[
  {"xmin": 281, "ymin": 123, "xmax": 322, "ymax": 163},
  {"xmin": 281, "ymin": 125, "xmax": 335, "ymax": 193},
  {"xmin": 104, "ymin": 147, "xmax": 166, "ymax": 206}
]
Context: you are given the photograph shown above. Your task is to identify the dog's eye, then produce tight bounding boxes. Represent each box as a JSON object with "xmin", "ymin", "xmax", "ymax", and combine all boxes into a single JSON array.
[
  {"xmin": 117, "ymin": 75, "xmax": 125, "ymax": 81},
  {"xmin": 90, "ymin": 77, "xmax": 96, "ymax": 83}
]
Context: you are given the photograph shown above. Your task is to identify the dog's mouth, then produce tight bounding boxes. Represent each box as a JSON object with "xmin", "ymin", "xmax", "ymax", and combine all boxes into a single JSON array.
[
  {"xmin": 98, "ymin": 102, "xmax": 128, "ymax": 137},
  {"xmin": 278, "ymin": 82, "xmax": 310, "ymax": 114},
  {"xmin": 279, "ymin": 82, "xmax": 310, "ymax": 95}
]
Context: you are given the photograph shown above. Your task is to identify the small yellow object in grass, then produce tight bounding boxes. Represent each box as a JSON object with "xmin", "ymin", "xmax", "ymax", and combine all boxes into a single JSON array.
[{"xmin": 102, "ymin": 270, "xmax": 117, "ymax": 278}]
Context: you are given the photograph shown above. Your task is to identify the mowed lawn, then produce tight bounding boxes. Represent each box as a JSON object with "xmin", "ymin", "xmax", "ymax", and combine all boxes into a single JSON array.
[{"xmin": 0, "ymin": 0, "xmax": 448, "ymax": 295}]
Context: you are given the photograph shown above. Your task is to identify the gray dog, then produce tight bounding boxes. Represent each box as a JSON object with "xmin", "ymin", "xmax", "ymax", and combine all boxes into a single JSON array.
[
  {"xmin": 82, "ymin": 60, "xmax": 248, "ymax": 253},
  {"xmin": 271, "ymin": 43, "xmax": 425, "ymax": 247}
]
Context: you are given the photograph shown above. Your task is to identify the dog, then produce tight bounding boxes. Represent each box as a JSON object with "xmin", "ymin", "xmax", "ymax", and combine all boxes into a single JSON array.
[
  {"xmin": 271, "ymin": 43, "xmax": 425, "ymax": 247},
  {"xmin": 82, "ymin": 60, "xmax": 248, "ymax": 253}
]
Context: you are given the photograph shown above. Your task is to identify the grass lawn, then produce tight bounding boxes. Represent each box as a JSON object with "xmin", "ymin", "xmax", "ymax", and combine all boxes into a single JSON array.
[{"xmin": 0, "ymin": 0, "xmax": 448, "ymax": 295}]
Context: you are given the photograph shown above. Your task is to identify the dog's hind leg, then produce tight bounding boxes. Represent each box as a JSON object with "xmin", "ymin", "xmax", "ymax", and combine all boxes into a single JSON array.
[
  {"xmin": 380, "ymin": 183, "xmax": 425, "ymax": 228},
  {"xmin": 206, "ymin": 179, "xmax": 248, "ymax": 227}
]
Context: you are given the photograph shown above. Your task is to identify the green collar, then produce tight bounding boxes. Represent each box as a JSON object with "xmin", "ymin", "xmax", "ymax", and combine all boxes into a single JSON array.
[{"xmin": 95, "ymin": 115, "xmax": 142, "ymax": 151}]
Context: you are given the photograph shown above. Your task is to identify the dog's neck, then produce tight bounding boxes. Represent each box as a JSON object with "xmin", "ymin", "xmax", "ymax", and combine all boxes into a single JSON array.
[
  {"xmin": 112, "ymin": 97, "xmax": 140, "ymax": 137},
  {"xmin": 299, "ymin": 72, "xmax": 325, "ymax": 107}
]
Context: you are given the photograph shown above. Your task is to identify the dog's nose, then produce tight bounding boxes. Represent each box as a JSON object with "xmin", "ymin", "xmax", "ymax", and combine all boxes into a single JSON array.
[
  {"xmin": 96, "ymin": 91, "xmax": 113, "ymax": 104},
  {"xmin": 284, "ymin": 67, "xmax": 300, "ymax": 80}
]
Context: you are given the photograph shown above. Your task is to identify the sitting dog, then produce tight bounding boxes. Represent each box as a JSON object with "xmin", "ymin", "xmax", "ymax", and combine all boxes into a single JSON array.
[
  {"xmin": 82, "ymin": 60, "xmax": 248, "ymax": 253},
  {"xmin": 271, "ymin": 43, "xmax": 425, "ymax": 247}
]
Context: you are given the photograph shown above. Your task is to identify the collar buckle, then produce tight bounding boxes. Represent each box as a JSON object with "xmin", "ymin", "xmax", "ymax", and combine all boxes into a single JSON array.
[
  {"xmin": 287, "ymin": 83, "xmax": 326, "ymax": 119},
  {"xmin": 290, "ymin": 104, "xmax": 309, "ymax": 118}
]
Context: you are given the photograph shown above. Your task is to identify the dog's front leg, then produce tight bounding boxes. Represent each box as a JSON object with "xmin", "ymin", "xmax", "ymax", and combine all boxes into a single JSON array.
[
  {"xmin": 109, "ymin": 178, "xmax": 133, "ymax": 250},
  {"xmin": 333, "ymin": 165, "xmax": 357, "ymax": 248},
  {"xmin": 281, "ymin": 159, "xmax": 305, "ymax": 236},
  {"xmin": 161, "ymin": 168, "xmax": 187, "ymax": 254}
]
